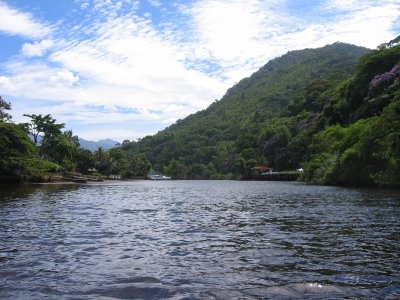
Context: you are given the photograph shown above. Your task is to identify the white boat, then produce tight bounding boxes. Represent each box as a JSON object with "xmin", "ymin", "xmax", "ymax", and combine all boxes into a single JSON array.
[{"xmin": 149, "ymin": 174, "xmax": 171, "ymax": 180}]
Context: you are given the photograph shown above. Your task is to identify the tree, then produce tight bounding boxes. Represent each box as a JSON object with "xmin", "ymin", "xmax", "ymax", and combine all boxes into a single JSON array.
[
  {"xmin": 126, "ymin": 154, "xmax": 151, "ymax": 178},
  {"xmin": 23, "ymin": 114, "xmax": 65, "ymax": 158},
  {"xmin": 378, "ymin": 35, "xmax": 400, "ymax": 50},
  {"xmin": 108, "ymin": 147, "xmax": 127, "ymax": 175},
  {"xmin": 0, "ymin": 123, "xmax": 36, "ymax": 176},
  {"xmin": 0, "ymin": 96, "xmax": 12, "ymax": 122},
  {"xmin": 75, "ymin": 148, "xmax": 95, "ymax": 174},
  {"xmin": 46, "ymin": 133, "xmax": 79, "ymax": 169},
  {"xmin": 23, "ymin": 114, "xmax": 64, "ymax": 145},
  {"xmin": 164, "ymin": 158, "xmax": 186, "ymax": 179},
  {"xmin": 93, "ymin": 147, "xmax": 112, "ymax": 175},
  {"xmin": 369, "ymin": 96, "xmax": 400, "ymax": 187},
  {"xmin": 63, "ymin": 130, "xmax": 80, "ymax": 147}
]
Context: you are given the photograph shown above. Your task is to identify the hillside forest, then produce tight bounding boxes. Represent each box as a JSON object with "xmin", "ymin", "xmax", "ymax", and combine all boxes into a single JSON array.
[{"xmin": 1, "ymin": 37, "xmax": 400, "ymax": 188}]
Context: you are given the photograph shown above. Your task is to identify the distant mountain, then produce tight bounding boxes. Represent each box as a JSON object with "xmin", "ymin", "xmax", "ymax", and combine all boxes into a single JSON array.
[
  {"xmin": 79, "ymin": 138, "xmax": 119, "ymax": 151},
  {"xmin": 29, "ymin": 134, "xmax": 119, "ymax": 152}
]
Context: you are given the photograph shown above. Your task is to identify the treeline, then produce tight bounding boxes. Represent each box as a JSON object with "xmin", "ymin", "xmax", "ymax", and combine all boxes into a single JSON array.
[
  {"xmin": 0, "ymin": 101, "xmax": 151, "ymax": 182},
  {"xmin": 120, "ymin": 40, "xmax": 400, "ymax": 188}
]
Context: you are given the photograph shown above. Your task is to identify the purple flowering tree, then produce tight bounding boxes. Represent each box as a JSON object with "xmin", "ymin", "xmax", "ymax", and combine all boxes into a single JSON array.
[{"xmin": 369, "ymin": 63, "xmax": 400, "ymax": 94}]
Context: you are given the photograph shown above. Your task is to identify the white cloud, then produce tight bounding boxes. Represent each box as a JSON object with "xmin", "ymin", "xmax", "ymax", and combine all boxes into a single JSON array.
[
  {"xmin": 0, "ymin": 2, "xmax": 52, "ymax": 38},
  {"xmin": 39, "ymin": 8, "xmax": 226, "ymax": 113},
  {"xmin": 323, "ymin": 0, "xmax": 397, "ymax": 12},
  {"xmin": 187, "ymin": 1, "xmax": 279, "ymax": 65},
  {"xmin": 0, "ymin": 76, "xmax": 13, "ymax": 92},
  {"xmin": 50, "ymin": 71, "xmax": 80, "ymax": 86},
  {"xmin": 147, "ymin": 0, "xmax": 161, "ymax": 8},
  {"xmin": 21, "ymin": 40, "xmax": 54, "ymax": 57},
  {"xmin": 80, "ymin": 1, "xmax": 90, "ymax": 10},
  {"xmin": 330, "ymin": 4, "xmax": 400, "ymax": 48}
]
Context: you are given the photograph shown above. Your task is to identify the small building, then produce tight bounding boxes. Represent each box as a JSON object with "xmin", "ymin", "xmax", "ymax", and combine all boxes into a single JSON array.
[{"xmin": 251, "ymin": 166, "xmax": 273, "ymax": 176}]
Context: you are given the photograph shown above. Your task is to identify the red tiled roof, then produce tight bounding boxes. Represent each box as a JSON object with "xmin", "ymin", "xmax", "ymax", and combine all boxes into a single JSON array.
[{"xmin": 252, "ymin": 166, "xmax": 272, "ymax": 171}]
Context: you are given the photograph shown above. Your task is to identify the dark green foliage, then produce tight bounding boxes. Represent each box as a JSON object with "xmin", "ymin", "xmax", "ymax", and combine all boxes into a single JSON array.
[
  {"xmin": 368, "ymin": 92, "xmax": 400, "ymax": 187},
  {"xmin": 0, "ymin": 105, "xmax": 64, "ymax": 180},
  {"xmin": 0, "ymin": 96, "xmax": 12, "ymax": 122},
  {"xmin": 22, "ymin": 114, "xmax": 85, "ymax": 171},
  {"xmin": 325, "ymin": 45, "xmax": 400, "ymax": 124},
  {"xmin": 0, "ymin": 122, "xmax": 36, "ymax": 173},
  {"xmin": 125, "ymin": 154, "xmax": 151, "ymax": 178},
  {"xmin": 24, "ymin": 158, "xmax": 61, "ymax": 179},
  {"xmin": 0, "ymin": 123, "xmax": 61, "ymax": 180},
  {"xmin": 303, "ymin": 119, "xmax": 377, "ymax": 186},
  {"xmin": 23, "ymin": 114, "xmax": 64, "ymax": 146},
  {"xmin": 304, "ymin": 42, "xmax": 400, "ymax": 187},
  {"xmin": 74, "ymin": 148, "xmax": 95, "ymax": 174}
]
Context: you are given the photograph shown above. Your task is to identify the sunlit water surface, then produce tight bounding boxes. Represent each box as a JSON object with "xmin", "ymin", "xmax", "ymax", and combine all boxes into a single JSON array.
[{"xmin": 0, "ymin": 180, "xmax": 399, "ymax": 299}]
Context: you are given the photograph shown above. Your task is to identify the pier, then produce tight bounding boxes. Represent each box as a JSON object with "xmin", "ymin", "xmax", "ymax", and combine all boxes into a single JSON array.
[
  {"xmin": 250, "ymin": 166, "xmax": 301, "ymax": 181},
  {"xmin": 252, "ymin": 172, "xmax": 301, "ymax": 181}
]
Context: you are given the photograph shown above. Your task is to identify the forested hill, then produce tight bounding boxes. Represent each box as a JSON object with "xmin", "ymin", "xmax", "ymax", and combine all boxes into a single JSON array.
[
  {"xmin": 170, "ymin": 42, "xmax": 368, "ymax": 131},
  {"xmin": 122, "ymin": 40, "xmax": 400, "ymax": 187}
]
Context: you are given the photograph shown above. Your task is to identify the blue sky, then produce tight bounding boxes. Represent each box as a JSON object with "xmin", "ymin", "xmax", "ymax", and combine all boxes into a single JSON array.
[{"xmin": 1, "ymin": 0, "xmax": 399, "ymax": 142}]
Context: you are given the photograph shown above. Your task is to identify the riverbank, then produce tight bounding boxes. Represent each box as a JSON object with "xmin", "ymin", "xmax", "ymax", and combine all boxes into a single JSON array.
[
  {"xmin": 251, "ymin": 171, "xmax": 301, "ymax": 181},
  {"xmin": 0, "ymin": 174, "xmax": 147, "ymax": 185},
  {"xmin": 24, "ymin": 178, "xmax": 146, "ymax": 185}
]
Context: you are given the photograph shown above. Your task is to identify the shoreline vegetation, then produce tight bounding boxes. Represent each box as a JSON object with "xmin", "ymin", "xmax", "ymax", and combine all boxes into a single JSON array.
[
  {"xmin": 0, "ymin": 173, "xmax": 148, "ymax": 185},
  {"xmin": 0, "ymin": 171, "xmax": 302, "ymax": 184},
  {"xmin": 1, "ymin": 39, "xmax": 400, "ymax": 188}
]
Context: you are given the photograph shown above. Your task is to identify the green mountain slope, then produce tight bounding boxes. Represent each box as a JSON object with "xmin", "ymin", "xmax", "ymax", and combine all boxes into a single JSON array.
[
  {"xmin": 121, "ymin": 41, "xmax": 400, "ymax": 187},
  {"xmin": 303, "ymin": 42, "xmax": 400, "ymax": 187},
  {"xmin": 170, "ymin": 42, "xmax": 368, "ymax": 133}
]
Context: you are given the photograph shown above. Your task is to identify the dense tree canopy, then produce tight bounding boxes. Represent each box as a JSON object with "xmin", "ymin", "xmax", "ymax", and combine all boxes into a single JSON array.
[{"xmin": 0, "ymin": 123, "xmax": 35, "ymax": 172}]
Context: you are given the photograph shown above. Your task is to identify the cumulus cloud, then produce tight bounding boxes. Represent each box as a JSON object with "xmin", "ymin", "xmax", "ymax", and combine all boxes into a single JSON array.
[
  {"xmin": 21, "ymin": 40, "xmax": 54, "ymax": 57},
  {"xmin": 0, "ymin": 2, "xmax": 52, "ymax": 38},
  {"xmin": 50, "ymin": 71, "xmax": 80, "ymax": 86}
]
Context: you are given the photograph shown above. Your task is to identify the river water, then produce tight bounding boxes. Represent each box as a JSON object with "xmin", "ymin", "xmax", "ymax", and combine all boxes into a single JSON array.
[{"xmin": 0, "ymin": 180, "xmax": 399, "ymax": 299}]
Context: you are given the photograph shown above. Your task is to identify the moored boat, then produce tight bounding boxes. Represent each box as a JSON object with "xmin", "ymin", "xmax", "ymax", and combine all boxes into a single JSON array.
[{"xmin": 149, "ymin": 174, "xmax": 171, "ymax": 180}]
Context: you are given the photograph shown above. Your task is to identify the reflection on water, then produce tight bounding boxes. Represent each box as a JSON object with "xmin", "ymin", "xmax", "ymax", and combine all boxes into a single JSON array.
[{"xmin": 0, "ymin": 180, "xmax": 399, "ymax": 299}]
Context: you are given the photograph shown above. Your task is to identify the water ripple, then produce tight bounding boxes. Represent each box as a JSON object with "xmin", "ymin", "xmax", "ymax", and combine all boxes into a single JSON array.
[{"xmin": 0, "ymin": 181, "xmax": 399, "ymax": 299}]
